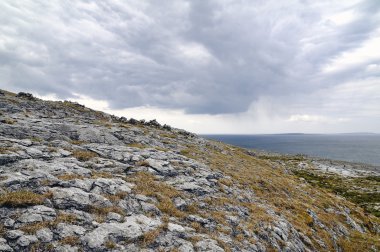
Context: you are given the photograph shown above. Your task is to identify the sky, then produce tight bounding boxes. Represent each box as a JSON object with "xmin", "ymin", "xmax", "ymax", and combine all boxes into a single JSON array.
[{"xmin": 1, "ymin": 0, "xmax": 380, "ymax": 134}]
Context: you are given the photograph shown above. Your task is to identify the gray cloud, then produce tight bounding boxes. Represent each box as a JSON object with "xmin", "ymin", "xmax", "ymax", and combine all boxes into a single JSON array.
[{"xmin": 0, "ymin": 0, "xmax": 379, "ymax": 115}]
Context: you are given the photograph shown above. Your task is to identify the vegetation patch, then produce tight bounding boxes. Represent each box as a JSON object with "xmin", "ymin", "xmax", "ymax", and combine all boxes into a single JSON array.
[
  {"xmin": 104, "ymin": 240, "xmax": 117, "ymax": 249},
  {"xmin": 292, "ymin": 169, "xmax": 380, "ymax": 217},
  {"xmin": 20, "ymin": 213, "xmax": 79, "ymax": 234},
  {"xmin": 105, "ymin": 191, "xmax": 129, "ymax": 203},
  {"xmin": 20, "ymin": 221, "xmax": 51, "ymax": 234},
  {"xmin": 0, "ymin": 147, "xmax": 19, "ymax": 154},
  {"xmin": 70, "ymin": 140, "xmax": 87, "ymax": 145},
  {"xmin": 59, "ymin": 236, "xmax": 80, "ymax": 246},
  {"xmin": 127, "ymin": 142, "xmax": 147, "ymax": 149},
  {"xmin": 138, "ymin": 229, "xmax": 160, "ymax": 247},
  {"xmin": 72, "ymin": 150, "xmax": 98, "ymax": 161},
  {"xmin": 128, "ymin": 172, "xmax": 186, "ymax": 217},
  {"xmin": 1, "ymin": 118, "xmax": 16, "ymax": 124},
  {"xmin": 0, "ymin": 190, "xmax": 45, "ymax": 207},
  {"xmin": 57, "ymin": 173, "xmax": 85, "ymax": 181}
]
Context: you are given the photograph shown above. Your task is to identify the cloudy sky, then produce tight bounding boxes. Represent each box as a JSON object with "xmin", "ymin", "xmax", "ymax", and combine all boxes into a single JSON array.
[{"xmin": 1, "ymin": 0, "xmax": 380, "ymax": 133}]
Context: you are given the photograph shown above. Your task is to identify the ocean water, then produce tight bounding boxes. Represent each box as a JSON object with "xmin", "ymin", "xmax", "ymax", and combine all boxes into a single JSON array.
[{"xmin": 202, "ymin": 134, "xmax": 380, "ymax": 166}]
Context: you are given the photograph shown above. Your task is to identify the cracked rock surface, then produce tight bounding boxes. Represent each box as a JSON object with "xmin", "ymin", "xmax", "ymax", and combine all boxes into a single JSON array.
[{"xmin": 0, "ymin": 90, "xmax": 379, "ymax": 251}]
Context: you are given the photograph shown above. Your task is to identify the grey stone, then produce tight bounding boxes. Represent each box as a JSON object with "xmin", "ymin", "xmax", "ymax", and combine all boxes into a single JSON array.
[
  {"xmin": 51, "ymin": 187, "xmax": 111, "ymax": 210},
  {"xmin": 81, "ymin": 215, "xmax": 161, "ymax": 249},
  {"xmin": 195, "ymin": 239, "xmax": 224, "ymax": 252},
  {"xmin": 5, "ymin": 230, "xmax": 24, "ymax": 240},
  {"xmin": 187, "ymin": 215, "xmax": 209, "ymax": 225},
  {"xmin": 0, "ymin": 238, "xmax": 13, "ymax": 252},
  {"xmin": 36, "ymin": 228, "xmax": 54, "ymax": 243},
  {"xmin": 16, "ymin": 235, "xmax": 38, "ymax": 247},
  {"xmin": 141, "ymin": 202, "xmax": 160, "ymax": 215},
  {"xmin": 17, "ymin": 213, "xmax": 43, "ymax": 224},
  {"xmin": 56, "ymin": 223, "xmax": 86, "ymax": 238},
  {"xmin": 168, "ymin": 223, "xmax": 186, "ymax": 233},
  {"xmin": 3, "ymin": 218, "xmax": 15, "ymax": 228},
  {"xmin": 55, "ymin": 244, "xmax": 79, "ymax": 252},
  {"xmin": 174, "ymin": 197, "xmax": 187, "ymax": 210},
  {"xmin": 107, "ymin": 212, "xmax": 122, "ymax": 222}
]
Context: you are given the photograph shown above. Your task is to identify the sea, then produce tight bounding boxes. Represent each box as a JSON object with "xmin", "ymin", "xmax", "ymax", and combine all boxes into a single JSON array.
[{"xmin": 202, "ymin": 134, "xmax": 380, "ymax": 166}]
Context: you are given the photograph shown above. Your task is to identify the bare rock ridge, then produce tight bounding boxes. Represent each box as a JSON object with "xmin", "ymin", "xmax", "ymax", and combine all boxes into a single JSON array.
[{"xmin": 0, "ymin": 90, "xmax": 379, "ymax": 251}]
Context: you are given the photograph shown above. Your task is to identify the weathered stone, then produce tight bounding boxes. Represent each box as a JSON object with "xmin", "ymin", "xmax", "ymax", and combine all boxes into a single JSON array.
[
  {"xmin": 16, "ymin": 235, "xmax": 38, "ymax": 247},
  {"xmin": 81, "ymin": 215, "xmax": 161, "ymax": 249},
  {"xmin": 195, "ymin": 239, "xmax": 224, "ymax": 252},
  {"xmin": 168, "ymin": 223, "xmax": 186, "ymax": 233},
  {"xmin": 51, "ymin": 187, "xmax": 111, "ymax": 210},
  {"xmin": 36, "ymin": 228, "xmax": 54, "ymax": 243},
  {"xmin": 0, "ymin": 238, "xmax": 13, "ymax": 252},
  {"xmin": 56, "ymin": 223, "xmax": 86, "ymax": 238},
  {"xmin": 106, "ymin": 212, "xmax": 122, "ymax": 222},
  {"xmin": 5, "ymin": 230, "xmax": 24, "ymax": 240}
]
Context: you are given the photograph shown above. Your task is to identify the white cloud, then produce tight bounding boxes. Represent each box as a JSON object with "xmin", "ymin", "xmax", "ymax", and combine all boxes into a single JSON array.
[
  {"xmin": 322, "ymin": 30, "xmax": 380, "ymax": 73},
  {"xmin": 288, "ymin": 114, "xmax": 328, "ymax": 122}
]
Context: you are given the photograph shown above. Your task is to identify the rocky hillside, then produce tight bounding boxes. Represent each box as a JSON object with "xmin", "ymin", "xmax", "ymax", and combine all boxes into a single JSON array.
[{"xmin": 0, "ymin": 89, "xmax": 379, "ymax": 252}]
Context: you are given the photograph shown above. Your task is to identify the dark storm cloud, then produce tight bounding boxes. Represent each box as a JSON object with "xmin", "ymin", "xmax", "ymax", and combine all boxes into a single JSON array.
[{"xmin": 0, "ymin": 0, "xmax": 379, "ymax": 114}]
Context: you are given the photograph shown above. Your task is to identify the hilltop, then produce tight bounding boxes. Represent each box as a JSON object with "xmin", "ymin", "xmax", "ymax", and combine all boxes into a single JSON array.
[{"xmin": 0, "ymin": 89, "xmax": 379, "ymax": 251}]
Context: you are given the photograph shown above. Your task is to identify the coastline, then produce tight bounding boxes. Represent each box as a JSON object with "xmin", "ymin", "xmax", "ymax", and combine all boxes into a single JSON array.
[{"xmin": 243, "ymin": 148, "xmax": 380, "ymax": 217}]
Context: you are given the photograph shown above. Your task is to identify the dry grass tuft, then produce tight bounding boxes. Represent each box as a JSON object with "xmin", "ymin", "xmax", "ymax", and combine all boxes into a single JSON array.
[
  {"xmin": 60, "ymin": 236, "xmax": 80, "ymax": 246},
  {"xmin": 104, "ymin": 240, "xmax": 117, "ymax": 249},
  {"xmin": 128, "ymin": 172, "xmax": 185, "ymax": 217},
  {"xmin": 127, "ymin": 142, "xmax": 147, "ymax": 149},
  {"xmin": 20, "ymin": 221, "xmax": 51, "ymax": 234},
  {"xmin": 105, "ymin": 192, "xmax": 129, "ymax": 203},
  {"xmin": 20, "ymin": 213, "xmax": 79, "ymax": 234},
  {"xmin": 0, "ymin": 225, "xmax": 5, "ymax": 236},
  {"xmin": 0, "ymin": 147, "xmax": 19, "ymax": 154},
  {"xmin": 136, "ymin": 160, "xmax": 150, "ymax": 167},
  {"xmin": 57, "ymin": 173, "xmax": 85, "ymax": 181},
  {"xmin": 139, "ymin": 229, "xmax": 160, "ymax": 247},
  {"xmin": 55, "ymin": 213, "xmax": 78, "ymax": 225},
  {"xmin": 88, "ymin": 206, "xmax": 125, "ymax": 223},
  {"xmin": 72, "ymin": 150, "xmax": 98, "ymax": 161},
  {"xmin": 69, "ymin": 140, "xmax": 87, "ymax": 145},
  {"xmin": 0, "ymin": 190, "xmax": 45, "ymax": 207},
  {"xmin": 1, "ymin": 118, "xmax": 16, "ymax": 124}
]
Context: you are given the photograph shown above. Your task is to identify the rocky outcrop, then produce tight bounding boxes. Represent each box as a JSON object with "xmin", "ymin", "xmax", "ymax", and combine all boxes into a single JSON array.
[{"xmin": 0, "ymin": 90, "xmax": 379, "ymax": 251}]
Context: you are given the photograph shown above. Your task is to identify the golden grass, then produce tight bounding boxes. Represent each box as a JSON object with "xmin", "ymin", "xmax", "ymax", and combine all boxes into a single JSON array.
[
  {"xmin": 105, "ymin": 191, "xmax": 129, "ymax": 203},
  {"xmin": 136, "ymin": 160, "xmax": 150, "ymax": 167},
  {"xmin": 104, "ymin": 240, "xmax": 117, "ymax": 249},
  {"xmin": 55, "ymin": 213, "xmax": 78, "ymax": 224},
  {"xmin": 127, "ymin": 172, "xmax": 185, "ymax": 217},
  {"xmin": 88, "ymin": 205, "xmax": 125, "ymax": 223},
  {"xmin": 69, "ymin": 140, "xmax": 87, "ymax": 145},
  {"xmin": 57, "ymin": 173, "xmax": 85, "ymax": 181},
  {"xmin": 20, "ymin": 213, "xmax": 79, "ymax": 234},
  {"xmin": 59, "ymin": 236, "xmax": 80, "ymax": 246},
  {"xmin": 139, "ymin": 229, "xmax": 160, "ymax": 247},
  {"xmin": 0, "ymin": 225, "xmax": 5, "ymax": 236},
  {"xmin": 127, "ymin": 142, "xmax": 147, "ymax": 149},
  {"xmin": 184, "ymin": 141, "xmax": 380, "ymax": 250},
  {"xmin": 0, "ymin": 190, "xmax": 45, "ymax": 207},
  {"xmin": 72, "ymin": 150, "xmax": 98, "ymax": 161},
  {"xmin": 0, "ymin": 147, "xmax": 19, "ymax": 154},
  {"xmin": 1, "ymin": 118, "xmax": 16, "ymax": 124},
  {"xmin": 159, "ymin": 132, "xmax": 176, "ymax": 139},
  {"xmin": 20, "ymin": 221, "xmax": 51, "ymax": 234}
]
